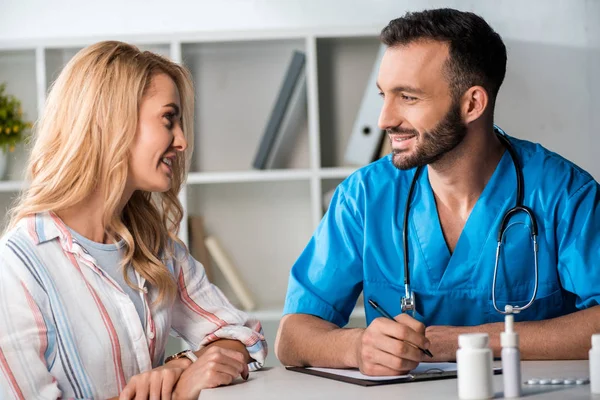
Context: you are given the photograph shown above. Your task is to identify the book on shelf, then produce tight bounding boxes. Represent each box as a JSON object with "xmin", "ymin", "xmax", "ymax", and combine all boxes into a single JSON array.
[
  {"xmin": 265, "ymin": 73, "xmax": 307, "ymax": 169},
  {"xmin": 252, "ymin": 50, "xmax": 306, "ymax": 170},
  {"xmin": 205, "ymin": 236, "xmax": 256, "ymax": 312},
  {"xmin": 343, "ymin": 44, "xmax": 387, "ymax": 166},
  {"xmin": 188, "ymin": 215, "xmax": 213, "ymax": 282}
]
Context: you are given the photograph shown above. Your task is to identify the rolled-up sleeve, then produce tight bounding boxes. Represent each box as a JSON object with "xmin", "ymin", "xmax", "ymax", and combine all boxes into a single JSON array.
[
  {"xmin": 282, "ymin": 187, "xmax": 365, "ymax": 327},
  {"xmin": 170, "ymin": 244, "xmax": 267, "ymax": 371}
]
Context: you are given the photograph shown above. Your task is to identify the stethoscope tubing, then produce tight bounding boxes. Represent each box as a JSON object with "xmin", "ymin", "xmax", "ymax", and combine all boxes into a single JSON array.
[{"xmin": 401, "ymin": 128, "xmax": 539, "ymax": 315}]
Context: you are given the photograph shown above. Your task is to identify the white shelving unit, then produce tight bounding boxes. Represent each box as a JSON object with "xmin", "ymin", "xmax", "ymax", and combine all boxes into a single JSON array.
[{"xmin": 0, "ymin": 27, "xmax": 381, "ymax": 366}]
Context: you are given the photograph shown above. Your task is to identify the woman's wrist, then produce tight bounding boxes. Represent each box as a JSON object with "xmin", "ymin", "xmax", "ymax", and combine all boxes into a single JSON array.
[{"xmin": 165, "ymin": 357, "xmax": 192, "ymax": 369}]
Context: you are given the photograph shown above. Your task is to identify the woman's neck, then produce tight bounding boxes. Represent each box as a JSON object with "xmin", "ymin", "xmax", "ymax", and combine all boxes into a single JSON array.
[
  {"xmin": 55, "ymin": 187, "xmax": 133, "ymax": 244},
  {"xmin": 56, "ymin": 194, "xmax": 108, "ymax": 243}
]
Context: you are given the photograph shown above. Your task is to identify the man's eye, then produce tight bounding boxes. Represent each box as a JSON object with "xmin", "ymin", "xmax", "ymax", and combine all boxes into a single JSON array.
[
  {"xmin": 401, "ymin": 95, "xmax": 417, "ymax": 101},
  {"xmin": 378, "ymin": 92, "xmax": 384, "ymax": 98}
]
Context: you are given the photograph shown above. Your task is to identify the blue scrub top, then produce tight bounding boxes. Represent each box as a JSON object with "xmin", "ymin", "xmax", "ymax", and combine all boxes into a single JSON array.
[{"xmin": 283, "ymin": 132, "xmax": 600, "ymax": 327}]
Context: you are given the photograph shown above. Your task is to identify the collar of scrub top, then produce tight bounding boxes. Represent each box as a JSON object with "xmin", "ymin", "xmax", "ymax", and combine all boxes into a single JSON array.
[{"xmin": 400, "ymin": 125, "xmax": 539, "ymax": 317}]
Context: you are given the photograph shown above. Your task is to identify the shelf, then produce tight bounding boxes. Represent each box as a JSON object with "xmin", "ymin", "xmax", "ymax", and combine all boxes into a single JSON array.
[
  {"xmin": 0, "ymin": 169, "xmax": 356, "ymax": 191},
  {"xmin": 248, "ymin": 306, "xmax": 366, "ymax": 322},
  {"xmin": 186, "ymin": 169, "xmax": 313, "ymax": 184},
  {"xmin": 0, "ymin": 180, "xmax": 25, "ymax": 192},
  {"xmin": 319, "ymin": 167, "xmax": 357, "ymax": 179},
  {"xmin": 184, "ymin": 39, "xmax": 310, "ymax": 173}
]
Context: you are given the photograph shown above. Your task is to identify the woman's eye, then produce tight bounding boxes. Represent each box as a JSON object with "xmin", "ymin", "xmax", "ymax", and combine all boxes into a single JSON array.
[{"xmin": 164, "ymin": 113, "xmax": 175, "ymax": 128}]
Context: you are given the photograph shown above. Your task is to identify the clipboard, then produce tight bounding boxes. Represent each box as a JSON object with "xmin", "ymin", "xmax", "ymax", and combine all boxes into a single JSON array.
[{"xmin": 286, "ymin": 363, "xmax": 503, "ymax": 387}]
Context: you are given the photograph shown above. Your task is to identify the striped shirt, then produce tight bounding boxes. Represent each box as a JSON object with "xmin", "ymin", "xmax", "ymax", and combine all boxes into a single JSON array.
[{"xmin": 0, "ymin": 212, "xmax": 267, "ymax": 399}]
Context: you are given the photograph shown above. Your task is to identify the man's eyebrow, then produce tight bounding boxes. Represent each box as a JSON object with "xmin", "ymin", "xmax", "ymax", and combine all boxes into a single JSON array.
[
  {"xmin": 163, "ymin": 103, "xmax": 180, "ymax": 116},
  {"xmin": 376, "ymin": 82, "xmax": 426, "ymax": 95}
]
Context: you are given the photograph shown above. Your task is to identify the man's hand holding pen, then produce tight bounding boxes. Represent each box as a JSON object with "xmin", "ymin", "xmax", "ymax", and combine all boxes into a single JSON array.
[{"xmin": 355, "ymin": 311, "xmax": 431, "ymax": 376}]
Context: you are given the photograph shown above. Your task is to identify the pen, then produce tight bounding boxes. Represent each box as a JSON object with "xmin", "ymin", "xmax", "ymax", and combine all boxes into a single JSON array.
[{"xmin": 368, "ymin": 298, "xmax": 434, "ymax": 358}]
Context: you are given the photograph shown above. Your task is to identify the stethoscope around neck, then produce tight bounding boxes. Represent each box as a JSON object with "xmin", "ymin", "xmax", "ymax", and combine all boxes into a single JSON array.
[{"xmin": 400, "ymin": 128, "xmax": 539, "ymax": 317}]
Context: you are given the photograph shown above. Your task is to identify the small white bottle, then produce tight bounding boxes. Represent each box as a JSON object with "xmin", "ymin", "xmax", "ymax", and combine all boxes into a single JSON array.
[
  {"xmin": 591, "ymin": 333, "xmax": 600, "ymax": 394},
  {"xmin": 501, "ymin": 314, "xmax": 522, "ymax": 398},
  {"xmin": 457, "ymin": 333, "xmax": 494, "ymax": 399}
]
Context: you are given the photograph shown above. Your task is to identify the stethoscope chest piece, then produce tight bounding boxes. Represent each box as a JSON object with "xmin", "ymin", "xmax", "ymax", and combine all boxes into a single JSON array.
[{"xmin": 401, "ymin": 287, "xmax": 416, "ymax": 317}]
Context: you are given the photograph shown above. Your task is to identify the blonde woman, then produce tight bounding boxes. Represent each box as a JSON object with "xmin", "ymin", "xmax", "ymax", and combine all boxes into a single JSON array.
[{"xmin": 0, "ymin": 41, "xmax": 266, "ymax": 400}]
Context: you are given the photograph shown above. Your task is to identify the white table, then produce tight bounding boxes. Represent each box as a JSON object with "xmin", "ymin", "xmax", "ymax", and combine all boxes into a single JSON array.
[{"xmin": 201, "ymin": 361, "xmax": 596, "ymax": 399}]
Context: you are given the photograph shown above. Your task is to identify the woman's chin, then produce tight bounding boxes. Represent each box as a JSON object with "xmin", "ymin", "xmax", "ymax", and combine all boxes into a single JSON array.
[{"xmin": 139, "ymin": 181, "xmax": 172, "ymax": 193}]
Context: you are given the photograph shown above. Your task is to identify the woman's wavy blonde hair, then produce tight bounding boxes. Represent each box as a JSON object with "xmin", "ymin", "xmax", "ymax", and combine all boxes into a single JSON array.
[{"xmin": 8, "ymin": 41, "xmax": 195, "ymax": 304}]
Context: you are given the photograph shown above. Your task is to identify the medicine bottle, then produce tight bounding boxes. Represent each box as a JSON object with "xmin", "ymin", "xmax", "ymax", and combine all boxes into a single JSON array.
[
  {"xmin": 457, "ymin": 333, "xmax": 494, "ymax": 399},
  {"xmin": 501, "ymin": 314, "xmax": 521, "ymax": 398}
]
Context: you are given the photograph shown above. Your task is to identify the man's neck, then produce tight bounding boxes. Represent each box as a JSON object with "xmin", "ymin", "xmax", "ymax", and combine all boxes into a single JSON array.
[{"xmin": 427, "ymin": 126, "xmax": 505, "ymax": 219}]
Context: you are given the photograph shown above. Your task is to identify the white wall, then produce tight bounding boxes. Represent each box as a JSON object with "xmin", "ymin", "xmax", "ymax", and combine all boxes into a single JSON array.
[
  {"xmin": 1, "ymin": 0, "xmax": 598, "ymax": 177},
  {"xmin": 0, "ymin": 0, "xmax": 596, "ymax": 48}
]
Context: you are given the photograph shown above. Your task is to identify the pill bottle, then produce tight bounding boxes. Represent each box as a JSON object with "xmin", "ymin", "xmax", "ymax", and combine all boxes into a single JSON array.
[{"xmin": 457, "ymin": 333, "xmax": 494, "ymax": 399}]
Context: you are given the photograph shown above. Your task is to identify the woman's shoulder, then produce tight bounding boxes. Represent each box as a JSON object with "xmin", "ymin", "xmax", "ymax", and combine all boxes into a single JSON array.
[
  {"xmin": 0, "ymin": 216, "xmax": 38, "ymax": 255},
  {"xmin": 0, "ymin": 215, "xmax": 54, "ymax": 285},
  {"xmin": 0, "ymin": 213, "xmax": 66, "ymax": 270}
]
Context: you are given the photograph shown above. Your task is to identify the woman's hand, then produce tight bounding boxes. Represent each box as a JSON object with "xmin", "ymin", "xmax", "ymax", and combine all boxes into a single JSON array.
[
  {"xmin": 172, "ymin": 346, "xmax": 248, "ymax": 400},
  {"xmin": 119, "ymin": 358, "xmax": 189, "ymax": 400}
]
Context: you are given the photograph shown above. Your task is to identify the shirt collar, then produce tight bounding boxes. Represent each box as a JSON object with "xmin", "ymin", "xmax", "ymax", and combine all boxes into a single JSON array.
[{"xmin": 23, "ymin": 211, "xmax": 64, "ymax": 245}]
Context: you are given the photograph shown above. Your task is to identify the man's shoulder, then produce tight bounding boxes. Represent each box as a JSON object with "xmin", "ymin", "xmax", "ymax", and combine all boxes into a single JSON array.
[{"xmin": 512, "ymin": 137, "xmax": 596, "ymax": 192}]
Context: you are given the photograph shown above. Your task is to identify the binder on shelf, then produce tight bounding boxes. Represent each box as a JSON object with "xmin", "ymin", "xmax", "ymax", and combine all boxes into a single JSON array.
[
  {"xmin": 252, "ymin": 51, "xmax": 306, "ymax": 170},
  {"xmin": 188, "ymin": 215, "xmax": 213, "ymax": 282},
  {"xmin": 264, "ymin": 73, "xmax": 307, "ymax": 169},
  {"xmin": 343, "ymin": 44, "xmax": 387, "ymax": 166},
  {"xmin": 205, "ymin": 236, "xmax": 256, "ymax": 311}
]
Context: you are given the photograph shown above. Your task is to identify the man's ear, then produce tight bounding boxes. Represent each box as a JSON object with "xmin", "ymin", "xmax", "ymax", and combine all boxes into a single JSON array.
[{"xmin": 461, "ymin": 86, "xmax": 489, "ymax": 124}]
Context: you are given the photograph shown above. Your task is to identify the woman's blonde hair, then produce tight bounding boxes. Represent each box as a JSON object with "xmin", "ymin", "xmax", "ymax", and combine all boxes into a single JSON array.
[{"xmin": 8, "ymin": 41, "xmax": 195, "ymax": 304}]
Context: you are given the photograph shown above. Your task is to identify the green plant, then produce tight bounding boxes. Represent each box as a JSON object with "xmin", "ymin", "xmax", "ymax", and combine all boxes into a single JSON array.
[{"xmin": 0, "ymin": 83, "xmax": 32, "ymax": 153}]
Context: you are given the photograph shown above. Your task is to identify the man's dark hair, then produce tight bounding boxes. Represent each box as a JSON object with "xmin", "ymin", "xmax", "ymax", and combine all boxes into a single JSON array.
[{"xmin": 380, "ymin": 8, "xmax": 507, "ymax": 103}]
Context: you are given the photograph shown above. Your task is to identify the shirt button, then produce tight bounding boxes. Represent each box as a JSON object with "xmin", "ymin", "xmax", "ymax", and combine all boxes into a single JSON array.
[{"xmin": 148, "ymin": 331, "xmax": 155, "ymax": 340}]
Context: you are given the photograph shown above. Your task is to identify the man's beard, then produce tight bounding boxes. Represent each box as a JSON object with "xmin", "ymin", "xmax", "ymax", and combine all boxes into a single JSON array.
[{"xmin": 390, "ymin": 100, "xmax": 468, "ymax": 170}]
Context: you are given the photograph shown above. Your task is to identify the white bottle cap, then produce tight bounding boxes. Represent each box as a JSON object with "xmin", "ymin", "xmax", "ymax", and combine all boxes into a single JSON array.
[
  {"xmin": 459, "ymin": 333, "xmax": 489, "ymax": 349},
  {"xmin": 592, "ymin": 334, "xmax": 600, "ymax": 348},
  {"xmin": 501, "ymin": 314, "xmax": 519, "ymax": 348}
]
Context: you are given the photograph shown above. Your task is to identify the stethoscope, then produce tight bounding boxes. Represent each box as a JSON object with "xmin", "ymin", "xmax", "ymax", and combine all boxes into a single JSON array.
[{"xmin": 400, "ymin": 127, "xmax": 539, "ymax": 317}]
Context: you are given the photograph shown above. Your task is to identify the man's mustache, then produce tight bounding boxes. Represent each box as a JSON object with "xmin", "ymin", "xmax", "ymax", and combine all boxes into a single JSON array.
[{"xmin": 387, "ymin": 127, "xmax": 419, "ymax": 135}]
